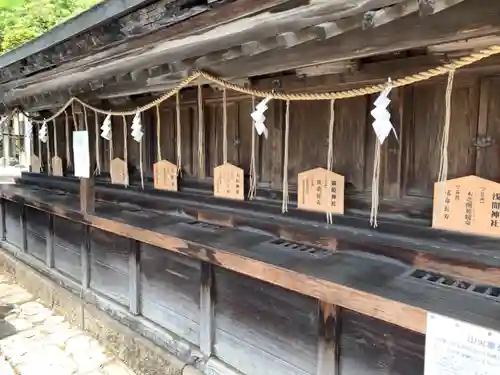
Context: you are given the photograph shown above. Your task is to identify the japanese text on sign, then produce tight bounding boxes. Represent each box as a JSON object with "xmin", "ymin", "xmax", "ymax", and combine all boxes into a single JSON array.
[
  {"xmin": 433, "ymin": 176, "xmax": 500, "ymax": 238},
  {"xmin": 213, "ymin": 163, "xmax": 244, "ymax": 201},
  {"xmin": 297, "ymin": 168, "xmax": 344, "ymax": 215},
  {"xmin": 425, "ymin": 313, "xmax": 500, "ymax": 375}
]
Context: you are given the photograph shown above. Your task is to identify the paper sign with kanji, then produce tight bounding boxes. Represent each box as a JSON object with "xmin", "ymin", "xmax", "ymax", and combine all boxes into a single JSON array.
[
  {"xmin": 214, "ymin": 163, "xmax": 244, "ymax": 201},
  {"xmin": 297, "ymin": 168, "xmax": 344, "ymax": 214},
  {"xmin": 110, "ymin": 158, "xmax": 129, "ymax": 186},
  {"xmin": 154, "ymin": 160, "xmax": 178, "ymax": 191},
  {"xmin": 31, "ymin": 155, "xmax": 41, "ymax": 173},
  {"xmin": 51, "ymin": 156, "xmax": 63, "ymax": 176},
  {"xmin": 433, "ymin": 175, "xmax": 500, "ymax": 238}
]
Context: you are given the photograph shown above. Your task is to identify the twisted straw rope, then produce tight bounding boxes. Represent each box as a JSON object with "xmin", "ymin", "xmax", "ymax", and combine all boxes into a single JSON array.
[{"xmin": 14, "ymin": 45, "xmax": 500, "ymax": 124}]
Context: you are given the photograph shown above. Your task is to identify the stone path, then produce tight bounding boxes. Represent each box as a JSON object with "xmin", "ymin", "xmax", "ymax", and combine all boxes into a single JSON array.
[{"xmin": 0, "ymin": 275, "xmax": 138, "ymax": 375}]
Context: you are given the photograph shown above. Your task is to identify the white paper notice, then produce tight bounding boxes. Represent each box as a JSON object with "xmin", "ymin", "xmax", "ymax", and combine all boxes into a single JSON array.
[
  {"xmin": 72, "ymin": 131, "xmax": 90, "ymax": 178},
  {"xmin": 425, "ymin": 313, "xmax": 500, "ymax": 375}
]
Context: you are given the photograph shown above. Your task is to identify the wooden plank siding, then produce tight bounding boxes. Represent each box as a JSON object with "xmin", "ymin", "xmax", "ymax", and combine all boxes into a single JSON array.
[{"xmin": 69, "ymin": 71, "xmax": 500, "ymax": 222}]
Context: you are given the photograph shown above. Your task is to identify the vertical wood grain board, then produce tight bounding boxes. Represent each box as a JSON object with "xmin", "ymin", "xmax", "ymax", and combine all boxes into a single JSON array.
[
  {"xmin": 140, "ymin": 243, "xmax": 201, "ymax": 346},
  {"xmin": 4, "ymin": 200, "xmax": 22, "ymax": 248},
  {"xmin": 53, "ymin": 216, "xmax": 84, "ymax": 281},
  {"xmin": 89, "ymin": 227, "xmax": 130, "ymax": 307},
  {"xmin": 339, "ymin": 309, "xmax": 425, "ymax": 375},
  {"xmin": 25, "ymin": 206, "xmax": 48, "ymax": 262},
  {"xmin": 214, "ymin": 267, "xmax": 318, "ymax": 375}
]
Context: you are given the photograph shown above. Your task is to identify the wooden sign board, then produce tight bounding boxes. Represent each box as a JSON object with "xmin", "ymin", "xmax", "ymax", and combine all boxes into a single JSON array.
[
  {"xmin": 154, "ymin": 160, "xmax": 178, "ymax": 192},
  {"xmin": 110, "ymin": 158, "xmax": 129, "ymax": 186},
  {"xmin": 31, "ymin": 155, "xmax": 41, "ymax": 173},
  {"xmin": 297, "ymin": 168, "xmax": 345, "ymax": 215},
  {"xmin": 51, "ymin": 156, "xmax": 63, "ymax": 176},
  {"xmin": 433, "ymin": 175, "xmax": 500, "ymax": 238},
  {"xmin": 214, "ymin": 163, "xmax": 244, "ymax": 201}
]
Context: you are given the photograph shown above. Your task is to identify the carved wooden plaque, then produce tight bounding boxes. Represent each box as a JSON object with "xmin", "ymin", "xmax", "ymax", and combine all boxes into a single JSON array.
[
  {"xmin": 433, "ymin": 175, "xmax": 500, "ymax": 238},
  {"xmin": 51, "ymin": 156, "xmax": 64, "ymax": 176},
  {"xmin": 154, "ymin": 160, "xmax": 178, "ymax": 192},
  {"xmin": 31, "ymin": 155, "xmax": 41, "ymax": 173},
  {"xmin": 297, "ymin": 168, "xmax": 345, "ymax": 215},
  {"xmin": 110, "ymin": 158, "xmax": 129, "ymax": 186},
  {"xmin": 213, "ymin": 163, "xmax": 244, "ymax": 201}
]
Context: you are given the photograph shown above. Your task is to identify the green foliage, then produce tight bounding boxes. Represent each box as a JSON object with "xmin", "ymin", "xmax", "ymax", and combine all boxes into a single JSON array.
[{"xmin": 0, "ymin": 0, "xmax": 101, "ymax": 54}]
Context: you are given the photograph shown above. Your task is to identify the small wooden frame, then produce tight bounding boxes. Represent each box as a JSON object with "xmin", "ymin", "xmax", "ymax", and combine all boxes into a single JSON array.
[
  {"xmin": 51, "ymin": 156, "xmax": 64, "ymax": 177},
  {"xmin": 31, "ymin": 155, "xmax": 41, "ymax": 173},
  {"xmin": 110, "ymin": 158, "xmax": 129, "ymax": 186},
  {"xmin": 213, "ymin": 163, "xmax": 244, "ymax": 201},
  {"xmin": 153, "ymin": 160, "xmax": 178, "ymax": 192},
  {"xmin": 433, "ymin": 175, "xmax": 500, "ymax": 238},
  {"xmin": 297, "ymin": 168, "xmax": 344, "ymax": 215}
]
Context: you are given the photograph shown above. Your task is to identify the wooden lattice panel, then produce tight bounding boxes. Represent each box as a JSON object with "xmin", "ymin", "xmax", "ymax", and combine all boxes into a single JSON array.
[
  {"xmin": 297, "ymin": 168, "xmax": 344, "ymax": 215},
  {"xmin": 51, "ymin": 156, "xmax": 64, "ymax": 176},
  {"xmin": 213, "ymin": 163, "xmax": 244, "ymax": 201},
  {"xmin": 153, "ymin": 160, "xmax": 178, "ymax": 191},
  {"xmin": 433, "ymin": 175, "xmax": 500, "ymax": 238},
  {"xmin": 110, "ymin": 158, "xmax": 129, "ymax": 186},
  {"xmin": 31, "ymin": 155, "xmax": 41, "ymax": 173}
]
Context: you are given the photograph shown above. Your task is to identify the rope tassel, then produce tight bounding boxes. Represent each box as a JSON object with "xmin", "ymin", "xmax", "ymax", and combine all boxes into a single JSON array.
[
  {"xmin": 326, "ymin": 99, "xmax": 335, "ymax": 224},
  {"xmin": 248, "ymin": 95, "xmax": 257, "ymax": 200},
  {"xmin": 282, "ymin": 100, "xmax": 290, "ymax": 213}
]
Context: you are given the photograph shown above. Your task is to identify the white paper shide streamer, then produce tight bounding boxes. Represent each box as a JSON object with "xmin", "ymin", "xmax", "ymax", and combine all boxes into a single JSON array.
[
  {"xmin": 369, "ymin": 79, "xmax": 396, "ymax": 228},
  {"xmin": 38, "ymin": 122, "xmax": 48, "ymax": 143},
  {"xmin": 251, "ymin": 97, "xmax": 272, "ymax": 138},
  {"xmin": 131, "ymin": 112, "xmax": 144, "ymax": 143},
  {"xmin": 100, "ymin": 115, "xmax": 112, "ymax": 140},
  {"xmin": 25, "ymin": 118, "xmax": 33, "ymax": 138},
  {"xmin": 131, "ymin": 111, "xmax": 145, "ymax": 189}
]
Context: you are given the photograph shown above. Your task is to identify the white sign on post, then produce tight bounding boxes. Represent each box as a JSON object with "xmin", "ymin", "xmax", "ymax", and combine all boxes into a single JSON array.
[
  {"xmin": 425, "ymin": 313, "xmax": 500, "ymax": 375},
  {"xmin": 72, "ymin": 131, "xmax": 90, "ymax": 178}
]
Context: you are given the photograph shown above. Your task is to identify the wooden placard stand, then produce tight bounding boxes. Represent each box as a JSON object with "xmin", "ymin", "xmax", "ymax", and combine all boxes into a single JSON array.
[
  {"xmin": 213, "ymin": 163, "xmax": 244, "ymax": 201},
  {"xmin": 31, "ymin": 155, "xmax": 41, "ymax": 173},
  {"xmin": 297, "ymin": 167, "xmax": 345, "ymax": 215},
  {"xmin": 73, "ymin": 102, "xmax": 95, "ymax": 215},
  {"xmin": 153, "ymin": 160, "xmax": 178, "ymax": 191},
  {"xmin": 433, "ymin": 175, "xmax": 500, "ymax": 238},
  {"xmin": 110, "ymin": 157, "xmax": 129, "ymax": 186},
  {"xmin": 51, "ymin": 156, "xmax": 64, "ymax": 176}
]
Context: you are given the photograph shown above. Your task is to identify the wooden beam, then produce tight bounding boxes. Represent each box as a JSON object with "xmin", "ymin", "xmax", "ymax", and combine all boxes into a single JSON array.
[
  {"xmin": 363, "ymin": 0, "xmax": 419, "ymax": 29},
  {"xmin": 208, "ymin": 0, "xmax": 500, "ymax": 78},
  {"xmin": 1, "ymin": 0, "xmax": 406, "ymax": 105},
  {"xmin": 418, "ymin": 0, "xmax": 466, "ymax": 16}
]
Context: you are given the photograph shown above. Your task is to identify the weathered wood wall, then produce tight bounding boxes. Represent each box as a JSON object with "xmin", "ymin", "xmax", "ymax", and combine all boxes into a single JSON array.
[
  {"xmin": 36, "ymin": 69, "xmax": 500, "ymax": 223},
  {"xmin": 1, "ymin": 198, "xmax": 426, "ymax": 375}
]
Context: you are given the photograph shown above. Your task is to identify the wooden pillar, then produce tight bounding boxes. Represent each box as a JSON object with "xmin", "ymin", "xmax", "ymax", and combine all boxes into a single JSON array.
[
  {"xmin": 74, "ymin": 102, "xmax": 96, "ymax": 214},
  {"xmin": 80, "ymin": 179, "xmax": 95, "ymax": 214},
  {"xmin": 316, "ymin": 302, "xmax": 340, "ymax": 375},
  {"xmin": 383, "ymin": 87, "xmax": 405, "ymax": 198},
  {"xmin": 200, "ymin": 261, "xmax": 215, "ymax": 356},
  {"xmin": 129, "ymin": 240, "xmax": 140, "ymax": 316},
  {"xmin": 20, "ymin": 205, "xmax": 27, "ymax": 253},
  {"xmin": 81, "ymin": 226, "xmax": 90, "ymax": 289},
  {"xmin": 0, "ymin": 199, "xmax": 5, "ymax": 241},
  {"xmin": 46, "ymin": 214, "xmax": 54, "ymax": 268}
]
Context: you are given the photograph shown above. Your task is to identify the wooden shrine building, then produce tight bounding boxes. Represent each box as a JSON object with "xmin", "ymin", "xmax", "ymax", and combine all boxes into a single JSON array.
[{"xmin": 1, "ymin": 0, "xmax": 500, "ymax": 374}]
